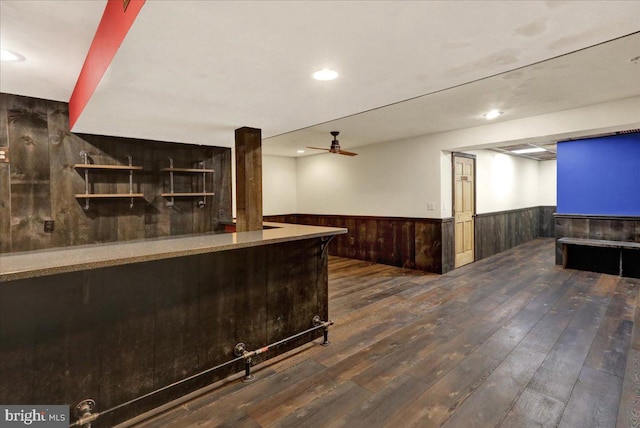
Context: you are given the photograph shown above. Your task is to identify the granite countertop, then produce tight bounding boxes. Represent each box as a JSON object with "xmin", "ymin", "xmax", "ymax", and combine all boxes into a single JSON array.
[{"xmin": 0, "ymin": 222, "xmax": 347, "ymax": 282}]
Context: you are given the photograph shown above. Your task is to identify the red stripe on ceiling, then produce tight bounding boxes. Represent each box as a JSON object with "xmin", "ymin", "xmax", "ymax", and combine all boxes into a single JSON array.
[{"xmin": 69, "ymin": 0, "xmax": 146, "ymax": 128}]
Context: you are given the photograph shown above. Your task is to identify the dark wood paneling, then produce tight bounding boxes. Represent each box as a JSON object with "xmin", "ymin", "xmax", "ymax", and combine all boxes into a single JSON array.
[
  {"xmin": 415, "ymin": 219, "xmax": 443, "ymax": 273},
  {"xmin": 210, "ymin": 147, "xmax": 233, "ymax": 229},
  {"xmin": 195, "ymin": 251, "xmax": 240, "ymax": 392},
  {"xmin": 555, "ymin": 214, "xmax": 640, "ymax": 261},
  {"xmin": 539, "ymin": 205, "xmax": 556, "ymax": 238},
  {"xmin": 376, "ymin": 218, "xmax": 415, "ymax": 268},
  {"xmin": 316, "ymin": 239, "xmax": 329, "ymax": 323},
  {"xmin": 357, "ymin": 217, "xmax": 378, "ymax": 262},
  {"xmin": 555, "ymin": 217, "xmax": 567, "ymax": 264},
  {"xmin": 441, "ymin": 218, "xmax": 455, "ymax": 273},
  {"xmin": 1, "ymin": 238, "xmax": 326, "ymax": 427},
  {"xmin": 7, "ymin": 95, "xmax": 52, "ymax": 251},
  {"xmin": 149, "ymin": 256, "xmax": 201, "ymax": 402},
  {"xmin": 266, "ymin": 208, "xmax": 552, "ymax": 274},
  {"xmin": 235, "ymin": 127, "xmax": 262, "ymax": 232},
  {"xmin": 265, "ymin": 214, "xmax": 445, "ymax": 274},
  {"xmin": 48, "ymin": 102, "xmax": 89, "ymax": 248},
  {"xmin": 0, "ymin": 271, "xmax": 102, "ymax": 411},
  {"xmin": 567, "ymin": 218, "xmax": 589, "ymax": 238},
  {"xmin": 475, "ymin": 207, "xmax": 552, "ymax": 261},
  {"xmin": 189, "ymin": 147, "xmax": 210, "ymax": 234},
  {"xmin": 114, "ymin": 137, "xmax": 146, "ymax": 242},
  {"xmin": 0, "ymin": 93, "xmax": 232, "ymax": 253},
  {"xmin": 0, "ymin": 95, "xmax": 10, "ymax": 252},
  {"xmin": 234, "ymin": 246, "xmax": 268, "ymax": 361},
  {"xmin": 329, "ymin": 216, "xmax": 357, "ymax": 260},
  {"xmin": 266, "ymin": 239, "xmax": 323, "ymax": 353},
  {"xmin": 555, "ymin": 214, "xmax": 640, "ymax": 269}
]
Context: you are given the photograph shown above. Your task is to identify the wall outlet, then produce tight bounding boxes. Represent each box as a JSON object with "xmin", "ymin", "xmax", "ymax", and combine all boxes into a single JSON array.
[
  {"xmin": 44, "ymin": 220, "xmax": 54, "ymax": 233},
  {"xmin": 349, "ymin": 236, "xmax": 355, "ymax": 245},
  {"xmin": 144, "ymin": 214, "xmax": 157, "ymax": 225},
  {"xmin": 427, "ymin": 202, "xmax": 435, "ymax": 211},
  {"xmin": 0, "ymin": 147, "xmax": 8, "ymax": 163}
]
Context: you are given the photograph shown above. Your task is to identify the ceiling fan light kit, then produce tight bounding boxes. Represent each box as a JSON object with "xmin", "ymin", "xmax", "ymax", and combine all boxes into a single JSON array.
[{"xmin": 307, "ymin": 131, "xmax": 358, "ymax": 156}]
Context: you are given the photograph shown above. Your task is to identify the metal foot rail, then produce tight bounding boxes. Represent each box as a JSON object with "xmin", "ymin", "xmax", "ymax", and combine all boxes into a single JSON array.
[
  {"xmin": 234, "ymin": 315, "xmax": 333, "ymax": 382},
  {"xmin": 71, "ymin": 315, "xmax": 333, "ymax": 428}
]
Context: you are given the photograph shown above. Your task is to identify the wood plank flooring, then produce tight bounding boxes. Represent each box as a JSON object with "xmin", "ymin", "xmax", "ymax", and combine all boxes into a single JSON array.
[{"xmin": 125, "ymin": 238, "xmax": 640, "ymax": 428}]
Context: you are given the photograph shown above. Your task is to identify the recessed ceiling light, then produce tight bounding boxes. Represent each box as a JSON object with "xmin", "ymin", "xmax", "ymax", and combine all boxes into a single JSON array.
[
  {"xmin": 511, "ymin": 147, "xmax": 547, "ymax": 154},
  {"xmin": 297, "ymin": 150, "xmax": 305, "ymax": 154},
  {"xmin": 1, "ymin": 49, "xmax": 24, "ymax": 62},
  {"xmin": 313, "ymin": 68, "xmax": 338, "ymax": 81},
  {"xmin": 483, "ymin": 109, "xmax": 503, "ymax": 120}
]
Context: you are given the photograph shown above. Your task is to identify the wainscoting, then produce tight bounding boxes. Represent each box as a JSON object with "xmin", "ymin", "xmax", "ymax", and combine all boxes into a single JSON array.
[
  {"xmin": 264, "ymin": 214, "xmax": 454, "ymax": 274},
  {"xmin": 475, "ymin": 206, "xmax": 556, "ymax": 261},
  {"xmin": 554, "ymin": 214, "xmax": 640, "ymax": 265},
  {"xmin": 265, "ymin": 208, "xmax": 555, "ymax": 274},
  {"xmin": 0, "ymin": 93, "xmax": 232, "ymax": 253}
]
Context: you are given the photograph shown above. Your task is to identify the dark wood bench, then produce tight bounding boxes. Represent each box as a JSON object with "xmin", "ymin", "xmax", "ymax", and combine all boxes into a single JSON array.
[{"xmin": 558, "ymin": 237, "xmax": 640, "ymax": 277}]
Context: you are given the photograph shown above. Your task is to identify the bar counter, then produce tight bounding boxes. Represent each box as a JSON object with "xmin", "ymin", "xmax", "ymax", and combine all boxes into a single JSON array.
[
  {"xmin": 0, "ymin": 222, "xmax": 346, "ymax": 282},
  {"xmin": 0, "ymin": 222, "xmax": 346, "ymax": 427}
]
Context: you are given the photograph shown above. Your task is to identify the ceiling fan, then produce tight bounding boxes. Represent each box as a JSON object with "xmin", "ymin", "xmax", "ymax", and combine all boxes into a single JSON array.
[{"xmin": 307, "ymin": 131, "xmax": 358, "ymax": 156}]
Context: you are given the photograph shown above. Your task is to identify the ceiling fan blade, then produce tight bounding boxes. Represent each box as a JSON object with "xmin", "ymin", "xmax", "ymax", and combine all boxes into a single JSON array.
[
  {"xmin": 337, "ymin": 149, "xmax": 358, "ymax": 156},
  {"xmin": 307, "ymin": 146, "xmax": 331, "ymax": 152}
]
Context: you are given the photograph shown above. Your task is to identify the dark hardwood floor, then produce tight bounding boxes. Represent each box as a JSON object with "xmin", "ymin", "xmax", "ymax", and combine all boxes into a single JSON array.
[{"xmin": 125, "ymin": 238, "xmax": 640, "ymax": 428}]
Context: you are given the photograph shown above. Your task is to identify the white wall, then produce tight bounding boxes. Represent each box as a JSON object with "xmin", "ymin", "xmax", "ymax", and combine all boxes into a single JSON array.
[
  {"xmin": 263, "ymin": 150, "xmax": 557, "ymax": 217},
  {"xmin": 262, "ymin": 97, "xmax": 638, "ymax": 218},
  {"xmin": 471, "ymin": 150, "xmax": 541, "ymax": 214},
  {"xmin": 294, "ymin": 139, "xmax": 550, "ymax": 218},
  {"xmin": 296, "ymin": 139, "xmax": 442, "ymax": 217},
  {"xmin": 538, "ymin": 159, "xmax": 557, "ymax": 206},
  {"xmin": 262, "ymin": 155, "xmax": 297, "ymax": 215}
]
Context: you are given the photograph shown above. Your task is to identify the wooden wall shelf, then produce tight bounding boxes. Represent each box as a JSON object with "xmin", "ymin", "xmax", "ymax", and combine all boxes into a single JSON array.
[
  {"xmin": 161, "ymin": 167, "xmax": 215, "ymax": 173},
  {"xmin": 75, "ymin": 152, "xmax": 144, "ymax": 210},
  {"xmin": 162, "ymin": 158, "xmax": 214, "ymax": 207},
  {"xmin": 74, "ymin": 164, "xmax": 144, "ymax": 171},
  {"xmin": 161, "ymin": 192, "xmax": 215, "ymax": 197},
  {"xmin": 75, "ymin": 194, "xmax": 145, "ymax": 199}
]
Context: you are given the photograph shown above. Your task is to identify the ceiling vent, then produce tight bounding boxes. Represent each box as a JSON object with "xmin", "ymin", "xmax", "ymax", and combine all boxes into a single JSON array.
[{"xmin": 489, "ymin": 143, "xmax": 557, "ymax": 161}]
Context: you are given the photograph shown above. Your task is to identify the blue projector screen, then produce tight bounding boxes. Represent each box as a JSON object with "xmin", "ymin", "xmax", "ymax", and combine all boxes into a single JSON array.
[{"xmin": 557, "ymin": 132, "xmax": 640, "ymax": 216}]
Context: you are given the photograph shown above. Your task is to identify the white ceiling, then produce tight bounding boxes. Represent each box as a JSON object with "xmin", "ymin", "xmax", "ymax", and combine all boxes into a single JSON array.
[
  {"xmin": 1, "ymin": 1, "xmax": 639, "ymax": 157},
  {"xmin": 0, "ymin": 1, "xmax": 106, "ymax": 102},
  {"xmin": 267, "ymin": 32, "xmax": 640, "ymax": 156}
]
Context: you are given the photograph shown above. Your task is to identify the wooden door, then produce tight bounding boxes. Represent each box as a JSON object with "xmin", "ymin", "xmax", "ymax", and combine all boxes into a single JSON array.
[{"xmin": 453, "ymin": 154, "xmax": 475, "ymax": 268}]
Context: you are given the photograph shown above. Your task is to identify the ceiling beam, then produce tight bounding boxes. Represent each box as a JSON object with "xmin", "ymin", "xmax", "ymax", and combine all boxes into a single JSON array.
[{"xmin": 68, "ymin": 0, "xmax": 145, "ymax": 128}]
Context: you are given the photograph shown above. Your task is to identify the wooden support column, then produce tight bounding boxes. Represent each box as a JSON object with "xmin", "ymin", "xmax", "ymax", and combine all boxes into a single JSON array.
[{"xmin": 235, "ymin": 127, "xmax": 263, "ymax": 232}]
